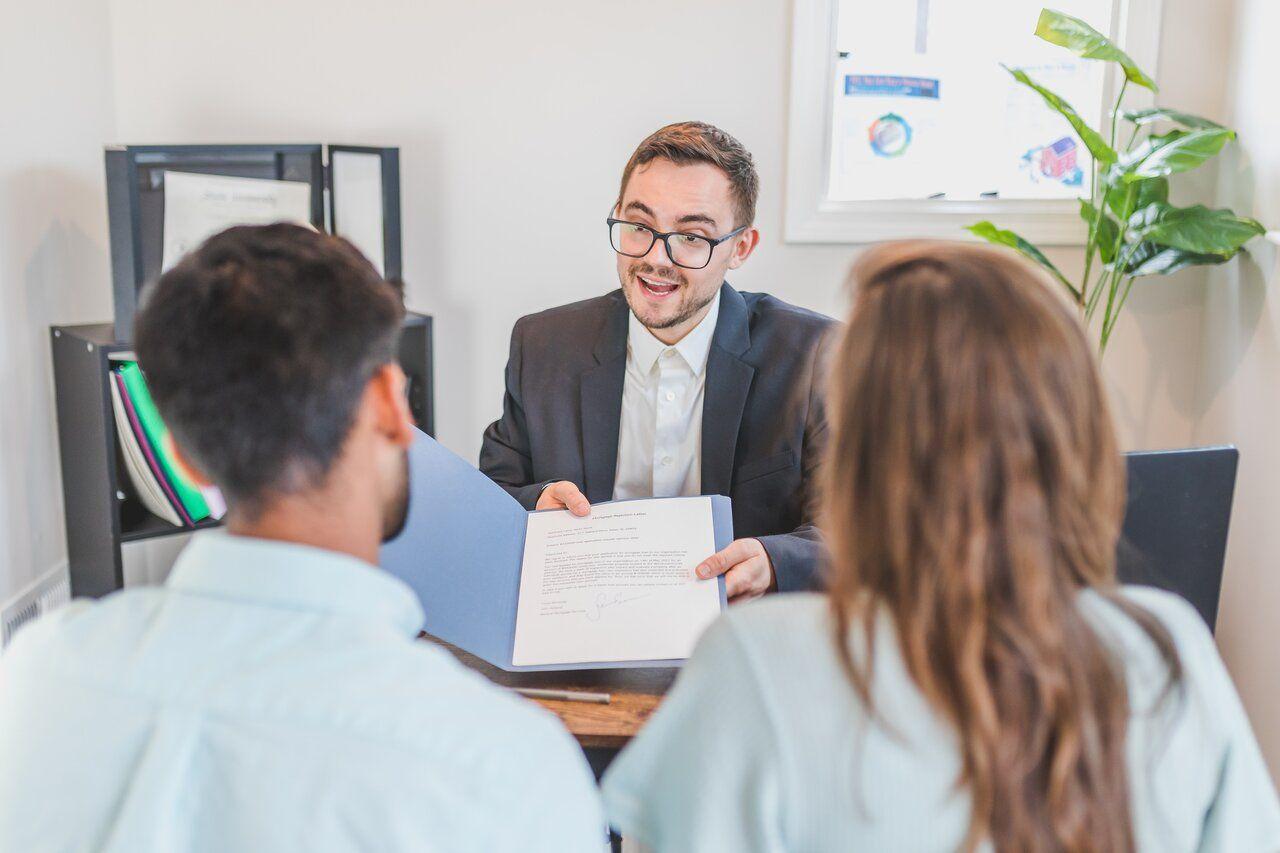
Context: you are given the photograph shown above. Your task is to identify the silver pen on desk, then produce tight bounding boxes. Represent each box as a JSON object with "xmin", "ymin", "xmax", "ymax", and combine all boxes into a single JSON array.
[{"xmin": 515, "ymin": 687, "xmax": 612, "ymax": 704}]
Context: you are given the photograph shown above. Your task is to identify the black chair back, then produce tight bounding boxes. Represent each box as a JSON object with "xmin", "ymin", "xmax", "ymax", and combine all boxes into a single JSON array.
[{"xmin": 1118, "ymin": 447, "xmax": 1239, "ymax": 631}]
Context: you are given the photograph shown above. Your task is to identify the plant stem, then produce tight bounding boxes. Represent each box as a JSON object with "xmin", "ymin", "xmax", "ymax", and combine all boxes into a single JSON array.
[
  {"xmin": 1100, "ymin": 268, "xmax": 1121, "ymax": 350},
  {"xmin": 1103, "ymin": 274, "xmax": 1139, "ymax": 346},
  {"xmin": 1087, "ymin": 212, "xmax": 1128, "ymax": 332},
  {"xmin": 1092, "ymin": 184, "xmax": 1133, "ymax": 331},
  {"xmin": 1109, "ymin": 79, "xmax": 1129, "ymax": 151},
  {"xmin": 1081, "ymin": 167, "xmax": 1100, "ymax": 313},
  {"xmin": 1087, "ymin": 78, "xmax": 1130, "ymax": 327},
  {"xmin": 1099, "ymin": 243, "xmax": 1142, "ymax": 353},
  {"xmin": 1085, "ymin": 264, "xmax": 1109, "ymax": 323}
]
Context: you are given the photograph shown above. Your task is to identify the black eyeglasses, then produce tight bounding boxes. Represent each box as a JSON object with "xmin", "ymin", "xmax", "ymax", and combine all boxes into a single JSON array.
[{"xmin": 606, "ymin": 218, "xmax": 747, "ymax": 270}]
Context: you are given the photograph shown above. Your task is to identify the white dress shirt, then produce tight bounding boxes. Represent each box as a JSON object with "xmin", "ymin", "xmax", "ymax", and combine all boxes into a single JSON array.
[
  {"xmin": 613, "ymin": 292, "xmax": 721, "ymax": 501},
  {"xmin": 0, "ymin": 532, "xmax": 604, "ymax": 853}
]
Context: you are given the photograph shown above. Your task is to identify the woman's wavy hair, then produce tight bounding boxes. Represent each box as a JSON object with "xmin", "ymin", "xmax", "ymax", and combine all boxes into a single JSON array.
[{"xmin": 823, "ymin": 241, "xmax": 1182, "ymax": 852}]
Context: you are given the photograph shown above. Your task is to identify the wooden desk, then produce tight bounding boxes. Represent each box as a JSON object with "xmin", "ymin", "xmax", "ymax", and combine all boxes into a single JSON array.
[{"xmin": 422, "ymin": 636, "xmax": 676, "ymax": 749}]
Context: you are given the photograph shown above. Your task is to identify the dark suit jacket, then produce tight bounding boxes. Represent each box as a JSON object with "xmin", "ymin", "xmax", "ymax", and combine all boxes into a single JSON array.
[{"xmin": 479, "ymin": 282, "xmax": 837, "ymax": 591}]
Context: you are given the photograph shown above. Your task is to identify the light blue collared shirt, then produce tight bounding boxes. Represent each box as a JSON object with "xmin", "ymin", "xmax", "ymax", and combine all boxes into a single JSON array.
[
  {"xmin": 0, "ymin": 532, "xmax": 604, "ymax": 852},
  {"xmin": 604, "ymin": 587, "xmax": 1280, "ymax": 852}
]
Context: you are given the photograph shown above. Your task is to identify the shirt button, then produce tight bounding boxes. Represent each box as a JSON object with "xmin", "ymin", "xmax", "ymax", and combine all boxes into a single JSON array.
[
  {"xmin": 662, "ymin": 349, "xmax": 676, "ymax": 359},
  {"xmin": 664, "ymin": 391, "xmax": 676, "ymax": 402},
  {"xmin": 662, "ymin": 456, "xmax": 673, "ymax": 466}
]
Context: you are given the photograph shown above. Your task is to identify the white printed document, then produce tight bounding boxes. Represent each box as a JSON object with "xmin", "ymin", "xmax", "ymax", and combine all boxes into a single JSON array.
[
  {"xmin": 162, "ymin": 171, "xmax": 313, "ymax": 271},
  {"xmin": 512, "ymin": 497, "xmax": 724, "ymax": 666},
  {"xmin": 380, "ymin": 431, "xmax": 731, "ymax": 671}
]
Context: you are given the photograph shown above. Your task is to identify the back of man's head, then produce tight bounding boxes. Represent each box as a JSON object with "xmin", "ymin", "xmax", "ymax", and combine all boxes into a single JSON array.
[{"xmin": 135, "ymin": 223, "xmax": 406, "ymax": 519}]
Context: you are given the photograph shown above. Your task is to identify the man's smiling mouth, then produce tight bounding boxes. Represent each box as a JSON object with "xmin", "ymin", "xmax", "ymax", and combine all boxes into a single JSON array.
[{"xmin": 638, "ymin": 275, "xmax": 680, "ymax": 298}]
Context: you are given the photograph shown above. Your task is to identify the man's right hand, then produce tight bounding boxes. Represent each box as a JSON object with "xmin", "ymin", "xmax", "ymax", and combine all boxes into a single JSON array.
[{"xmin": 536, "ymin": 481, "xmax": 592, "ymax": 517}]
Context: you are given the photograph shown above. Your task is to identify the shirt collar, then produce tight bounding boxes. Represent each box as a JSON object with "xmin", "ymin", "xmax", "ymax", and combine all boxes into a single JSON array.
[
  {"xmin": 166, "ymin": 531, "xmax": 425, "ymax": 636},
  {"xmin": 627, "ymin": 290, "xmax": 722, "ymax": 376}
]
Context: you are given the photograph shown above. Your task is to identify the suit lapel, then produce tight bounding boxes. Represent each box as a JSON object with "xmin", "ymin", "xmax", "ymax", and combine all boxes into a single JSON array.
[
  {"xmin": 701, "ymin": 284, "xmax": 754, "ymax": 497},
  {"xmin": 580, "ymin": 293, "xmax": 628, "ymax": 503}
]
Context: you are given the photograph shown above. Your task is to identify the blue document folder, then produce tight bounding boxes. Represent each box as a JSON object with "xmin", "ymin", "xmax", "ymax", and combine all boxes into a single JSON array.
[{"xmin": 380, "ymin": 429, "xmax": 732, "ymax": 671}]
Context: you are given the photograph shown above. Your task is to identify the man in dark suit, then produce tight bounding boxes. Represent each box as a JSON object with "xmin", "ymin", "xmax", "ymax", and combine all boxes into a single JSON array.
[{"xmin": 480, "ymin": 122, "xmax": 836, "ymax": 600}]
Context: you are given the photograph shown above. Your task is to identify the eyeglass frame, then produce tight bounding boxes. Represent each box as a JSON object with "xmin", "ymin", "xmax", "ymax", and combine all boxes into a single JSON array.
[{"xmin": 606, "ymin": 217, "xmax": 749, "ymax": 270}]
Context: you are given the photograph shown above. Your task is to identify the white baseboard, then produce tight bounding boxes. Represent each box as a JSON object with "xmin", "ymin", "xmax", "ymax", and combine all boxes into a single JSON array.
[{"xmin": 1, "ymin": 562, "xmax": 71, "ymax": 649}]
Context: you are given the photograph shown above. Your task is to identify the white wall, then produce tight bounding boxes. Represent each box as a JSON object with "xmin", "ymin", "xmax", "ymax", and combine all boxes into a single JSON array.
[
  {"xmin": 105, "ymin": 0, "xmax": 858, "ymax": 465},
  {"xmin": 103, "ymin": 0, "xmax": 1216, "ymax": 459},
  {"xmin": 4, "ymin": 0, "xmax": 1274, "ymax": 776},
  {"xmin": 1093, "ymin": 0, "xmax": 1232, "ymax": 454},
  {"xmin": 0, "ymin": 0, "xmax": 117, "ymax": 600},
  {"xmin": 1193, "ymin": 0, "xmax": 1280, "ymax": 783}
]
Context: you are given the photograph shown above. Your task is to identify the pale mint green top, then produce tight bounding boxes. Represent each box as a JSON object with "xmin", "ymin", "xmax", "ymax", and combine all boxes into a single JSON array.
[
  {"xmin": 604, "ymin": 587, "xmax": 1280, "ymax": 852},
  {"xmin": 0, "ymin": 532, "xmax": 604, "ymax": 852}
]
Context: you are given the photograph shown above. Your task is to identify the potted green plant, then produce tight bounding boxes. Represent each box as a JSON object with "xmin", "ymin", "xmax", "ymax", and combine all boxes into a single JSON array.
[{"xmin": 967, "ymin": 8, "xmax": 1265, "ymax": 355}]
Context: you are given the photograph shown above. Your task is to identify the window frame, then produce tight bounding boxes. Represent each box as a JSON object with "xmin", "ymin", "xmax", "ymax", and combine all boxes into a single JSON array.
[{"xmin": 783, "ymin": 0, "xmax": 1166, "ymax": 245}]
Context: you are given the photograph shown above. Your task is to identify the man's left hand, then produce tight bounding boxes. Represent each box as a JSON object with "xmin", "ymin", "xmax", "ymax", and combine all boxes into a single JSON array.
[{"xmin": 696, "ymin": 538, "xmax": 776, "ymax": 604}]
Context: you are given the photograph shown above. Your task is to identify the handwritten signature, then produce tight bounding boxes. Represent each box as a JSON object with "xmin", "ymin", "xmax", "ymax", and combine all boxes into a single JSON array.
[{"xmin": 585, "ymin": 590, "xmax": 653, "ymax": 622}]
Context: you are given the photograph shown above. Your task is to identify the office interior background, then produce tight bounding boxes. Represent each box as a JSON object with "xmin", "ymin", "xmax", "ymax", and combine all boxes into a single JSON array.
[{"xmin": 1, "ymin": 0, "xmax": 1276, "ymax": 783}]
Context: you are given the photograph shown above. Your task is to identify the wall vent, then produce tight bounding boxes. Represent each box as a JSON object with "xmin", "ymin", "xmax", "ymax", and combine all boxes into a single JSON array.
[{"xmin": 1, "ymin": 564, "xmax": 71, "ymax": 649}]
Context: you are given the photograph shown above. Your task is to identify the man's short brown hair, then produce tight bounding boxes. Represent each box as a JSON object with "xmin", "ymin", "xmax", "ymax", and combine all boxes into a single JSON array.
[
  {"xmin": 617, "ymin": 121, "xmax": 759, "ymax": 229},
  {"xmin": 135, "ymin": 223, "xmax": 404, "ymax": 513}
]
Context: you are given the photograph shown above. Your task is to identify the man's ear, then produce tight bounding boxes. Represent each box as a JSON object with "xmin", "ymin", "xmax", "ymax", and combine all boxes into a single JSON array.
[
  {"xmin": 367, "ymin": 363, "xmax": 415, "ymax": 448},
  {"xmin": 165, "ymin": 434, "xmax": 214, "ymax": 489},
  {"xmin": 727, "ymin": 227, "xmax": 761, "ymax": 270}
]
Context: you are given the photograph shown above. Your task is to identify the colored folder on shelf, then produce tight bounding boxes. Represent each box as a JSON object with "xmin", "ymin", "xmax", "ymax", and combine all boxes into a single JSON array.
[
  {"xmin": 113, "ymin": 370, "xmax": 194, "ymax": 525},
  {"xmin": 116, "ymin": 362, "xmax": 210, "ymax": 523},
  {"xmin": 109, "ymin": 372, "xmax": 185, "ymax": 527}
]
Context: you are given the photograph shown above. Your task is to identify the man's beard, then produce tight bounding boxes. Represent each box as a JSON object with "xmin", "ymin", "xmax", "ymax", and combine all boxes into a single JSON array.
[
  {"xmin": 624, "ymin": 261, "xmax": 716, "ymax": 331},
  {"xmin": 380, "ymin": 449, "xmax": 411, "ymax": 543}
]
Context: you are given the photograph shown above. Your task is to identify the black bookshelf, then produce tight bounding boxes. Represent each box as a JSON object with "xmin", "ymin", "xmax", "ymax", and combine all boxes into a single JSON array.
[{"xmin": 51, "ymin": 314, "xmax": 434, "ymax": 597}]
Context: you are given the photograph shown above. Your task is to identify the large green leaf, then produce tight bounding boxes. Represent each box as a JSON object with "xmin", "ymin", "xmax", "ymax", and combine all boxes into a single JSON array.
[
  {"xmin": 965, "ymin": 221, "xmax": 1079, "ymax": 298},
  {"xmin": 1035, "ymin": 9, "xmax": 1157, "ymax": 91},
  {"xmin": 1080, "ymin": 199, "xmax": 1119, "ymax": 263},
  {"xmin": 1118, "ymin": 130, "xmax": 1184, "ymax": 169},
  {"xmin": 1135, "ymin": 176, "xmax": 1169, "ymax": 208},
  {"xmin": 1121, "ymin": 241, "xmax": 1232, "ymax": 277},
  {"xmin": 1128, "ymin": 202, "xmax": 1265, "ymax": 256},
  {"xmin": 1004, "ymin": 65, "xmax": 1117, "ymax": 164},
  {"xmin": 1123, "ymin": 107, "xmax": 1223, "ymax": 129},
  {"xmin": 1104, "ymin": 176, "xmax": 1168, "ymax": 221},
  {"xmin": 1119, "ymin": 126, "xmax": 1235, "ymax": 181}
]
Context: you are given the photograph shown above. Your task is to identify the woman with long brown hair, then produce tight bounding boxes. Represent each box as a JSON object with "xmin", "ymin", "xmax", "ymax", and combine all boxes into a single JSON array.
[{"xmin": 602, "ymin": 242, "xmax": 1279, "ymax": 851}]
